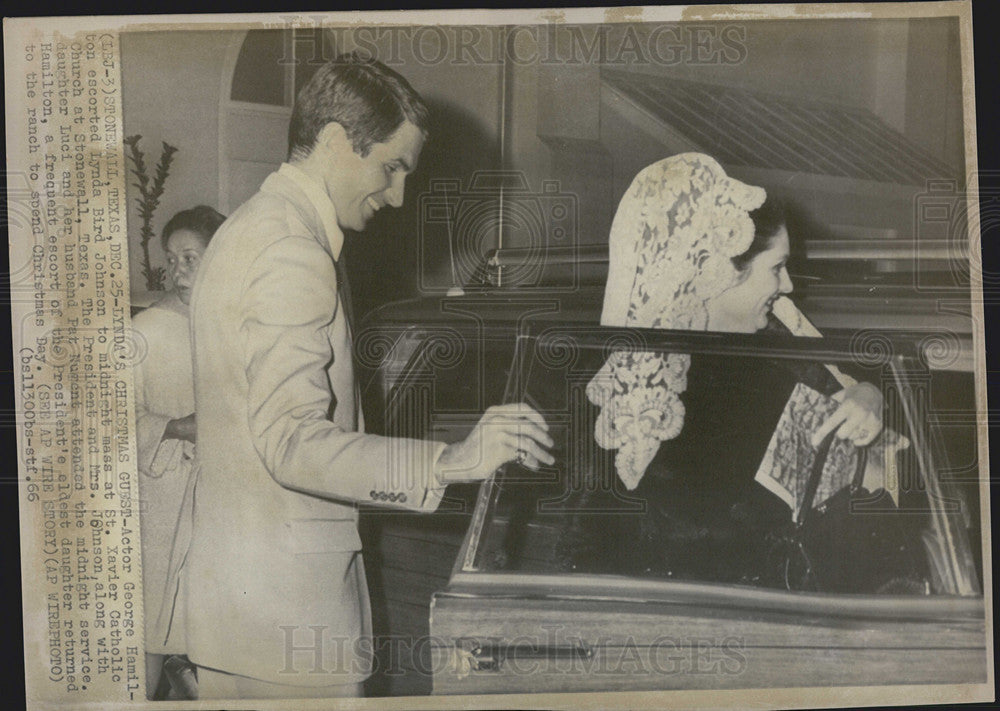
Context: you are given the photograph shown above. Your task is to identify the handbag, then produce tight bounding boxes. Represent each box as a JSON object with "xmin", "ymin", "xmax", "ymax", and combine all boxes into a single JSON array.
[{"xmin": 766, "ymin": 431, "xmax": 928, "ymax": 594}]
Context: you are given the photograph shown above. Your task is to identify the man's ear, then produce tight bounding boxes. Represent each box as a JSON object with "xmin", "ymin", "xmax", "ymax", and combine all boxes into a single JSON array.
[{"xmin": 317, "ymin": 121, "xmax": 352, "ymax": 156}]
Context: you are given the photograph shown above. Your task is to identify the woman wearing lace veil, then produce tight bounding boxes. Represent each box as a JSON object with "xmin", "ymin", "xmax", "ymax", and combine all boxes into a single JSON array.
[{"xmin": 558, "ymin": 153, "xmax": 888, "ymax": 583}]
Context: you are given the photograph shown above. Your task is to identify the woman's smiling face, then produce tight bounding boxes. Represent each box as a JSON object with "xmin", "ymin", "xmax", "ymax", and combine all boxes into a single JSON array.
[{"xmin": 707, "ymin": 227, "xmax": 793, "ymax": 333}]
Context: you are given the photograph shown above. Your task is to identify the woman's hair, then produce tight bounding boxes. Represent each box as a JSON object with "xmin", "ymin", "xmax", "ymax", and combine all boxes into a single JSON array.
[
  {"xmin": 287, "ymin": 51, "xmax": 430, "ymax": 160},
  {"xmin": 161, "ymin": 205, "xmax": 227, "ymax": 251},
  {"xmin": 731, "ymin": 197, "xmax": 786, "ymax": 272}
]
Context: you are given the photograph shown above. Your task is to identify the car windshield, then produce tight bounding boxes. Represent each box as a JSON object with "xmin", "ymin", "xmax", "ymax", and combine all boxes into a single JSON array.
[{"xmin": 462, "ymin": 326, "xmax": 981, "ymax": 597}]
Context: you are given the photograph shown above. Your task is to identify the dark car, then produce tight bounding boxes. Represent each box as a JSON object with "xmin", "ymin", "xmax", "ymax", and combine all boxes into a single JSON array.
[{"xmin": 354, "ymin": 253, "xmax": 985, "ymax": 696}]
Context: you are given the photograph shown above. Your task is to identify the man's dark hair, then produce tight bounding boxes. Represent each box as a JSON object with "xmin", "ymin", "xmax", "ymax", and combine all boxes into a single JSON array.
[
  {"xmin": 732, "ymin": 197, "xmax": 787, "ymax": 271},
  {"xmin": 161, "ymin": 205, "xmax": 227, "ymax": 250},
  {"xmin": 287, "ymin": 51, "xmax": 430, "ymax": 160}
]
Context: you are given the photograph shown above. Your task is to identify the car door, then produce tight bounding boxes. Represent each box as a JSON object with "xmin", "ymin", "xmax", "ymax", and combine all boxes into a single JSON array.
[{"xmin": 428, "ymin": 326, "xmax": 987, "ymax": 695}]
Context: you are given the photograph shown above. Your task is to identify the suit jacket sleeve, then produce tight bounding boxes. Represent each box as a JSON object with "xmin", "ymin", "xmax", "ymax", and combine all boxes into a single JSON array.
[{"xmin": 238, "ymin": 234, "xmax": 446, "ymax": 509}]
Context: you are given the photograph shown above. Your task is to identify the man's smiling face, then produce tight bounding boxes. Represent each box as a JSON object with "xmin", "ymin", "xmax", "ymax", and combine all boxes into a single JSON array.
[{"xmin": 321, "ymin": 120, "xmax": 425, "ymax": 232}]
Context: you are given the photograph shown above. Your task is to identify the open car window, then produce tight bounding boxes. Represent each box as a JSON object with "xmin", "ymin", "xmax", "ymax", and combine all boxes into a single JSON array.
[{"xmin": 460, "ymin": 326, "xmax": 981, "ymax": 598}]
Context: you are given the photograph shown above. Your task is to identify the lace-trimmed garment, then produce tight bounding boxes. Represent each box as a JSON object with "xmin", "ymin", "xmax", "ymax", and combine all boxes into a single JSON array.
[{"xmin": 587, "ymin": 154, "xmax": 765, "ymax": 489}]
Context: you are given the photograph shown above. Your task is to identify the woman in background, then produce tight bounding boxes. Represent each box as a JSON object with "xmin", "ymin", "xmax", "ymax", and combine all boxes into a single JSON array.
[{"xmin": 133, "ymin": 205, "xmax": 225, "ymax": 698}]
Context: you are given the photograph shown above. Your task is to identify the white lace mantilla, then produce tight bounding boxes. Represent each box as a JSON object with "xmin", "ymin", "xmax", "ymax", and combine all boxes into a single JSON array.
[{"xmin": 587, "ymin": 153, "xmax": 766, "ymax": 490}]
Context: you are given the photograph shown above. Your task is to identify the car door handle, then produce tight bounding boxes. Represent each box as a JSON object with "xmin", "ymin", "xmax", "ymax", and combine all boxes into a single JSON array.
[{"xmin": 461, "ymin": 641, "xmax": 593, "ymax": 671}]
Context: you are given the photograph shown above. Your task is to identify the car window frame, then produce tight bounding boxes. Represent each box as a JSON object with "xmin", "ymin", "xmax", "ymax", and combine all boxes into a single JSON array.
[{"xmin": 449, "ymin": 323, "xmax": 982, "ymax": 602}]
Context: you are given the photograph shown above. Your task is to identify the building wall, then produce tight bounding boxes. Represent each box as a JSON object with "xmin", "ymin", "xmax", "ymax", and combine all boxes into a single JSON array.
[{"xmin": 121, "ymin": 30, "xmax": 233, "ymax": 303}]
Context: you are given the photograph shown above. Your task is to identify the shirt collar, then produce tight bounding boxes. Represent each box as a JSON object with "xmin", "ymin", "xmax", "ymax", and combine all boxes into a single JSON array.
[{"xmin": 277, "ymin": 162, "xmax": 344, "ymax": 261}]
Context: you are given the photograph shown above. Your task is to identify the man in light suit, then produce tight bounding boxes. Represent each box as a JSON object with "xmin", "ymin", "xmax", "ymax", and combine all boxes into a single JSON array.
[{"xmin": 170, "ymin": 53, "xmax": 553, "ymax": 699}]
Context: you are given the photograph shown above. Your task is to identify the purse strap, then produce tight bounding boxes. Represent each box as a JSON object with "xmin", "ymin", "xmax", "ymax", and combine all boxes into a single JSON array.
[{"xmin": 795, "ymin": 431, "xmax": 868, "ymax": 525}]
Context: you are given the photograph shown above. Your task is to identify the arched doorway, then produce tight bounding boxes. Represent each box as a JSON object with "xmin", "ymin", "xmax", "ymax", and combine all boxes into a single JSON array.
[{"xmin": 218, "ymin": 28, "xmax": 339, "ymax": 212}]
